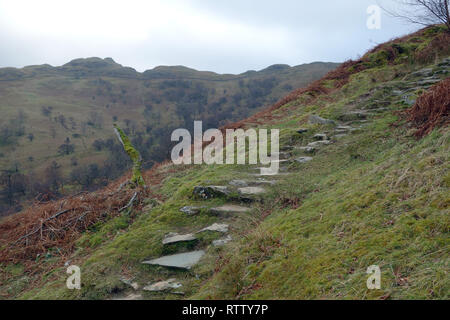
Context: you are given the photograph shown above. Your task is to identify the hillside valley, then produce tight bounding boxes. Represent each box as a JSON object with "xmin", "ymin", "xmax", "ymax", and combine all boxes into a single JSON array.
[{"xmin": 0, "ymin": 59, "xmax": 338, "ymax": 215}]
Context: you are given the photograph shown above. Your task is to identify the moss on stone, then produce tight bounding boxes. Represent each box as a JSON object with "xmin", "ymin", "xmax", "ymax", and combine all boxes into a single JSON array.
[{"xmin": 113, "ymin": 124, "xmax": 145, "ymax": 187}]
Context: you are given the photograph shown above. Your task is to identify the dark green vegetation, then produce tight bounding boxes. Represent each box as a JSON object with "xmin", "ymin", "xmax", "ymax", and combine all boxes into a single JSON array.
[
  {"xmin": 0, "ymin": 59, "xmax": 337, "ymax": 215},
  {"xmin": 0, "ymin": 26, "xmax": 448, "ymax": 300}
]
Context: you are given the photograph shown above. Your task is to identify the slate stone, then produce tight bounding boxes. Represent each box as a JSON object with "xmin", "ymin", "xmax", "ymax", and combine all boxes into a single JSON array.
[
  {"xmin": 112, "ymin": 293, "xmax": 143, "ymax": 300},
  {"xmin": 210, "ymin": 204, "xmax": 250, "ymax": 215},
  {"xmin": 238, "ymin": 186, "xmax": 266, "ymax": 195},
  {"xmin": 313, "ymin": 133, "xmax": 329, "ymax": 141},
  {"xmin": 212, "ymin": 235, "xmax": 232, "ymax": 247},
  {"xmin": 308, "ymin": 140, "xmax": 332, "ymax": 148},
  {"xmin": 308, "ymin": 115, "xmax": 336, "ymax": 125},
  {"xmin": 143, "ymin": 278, "xmax": 182, "ymax": 292},
  {"xmin": 120, "ymin": 277, "xmax": 139, "ymax": 290},
  {"xmin": 198, "ymin": 223, "xmax": 229, "ymax": 233},
  {"xmin": 162, "ymin": 233, "xmax": 196, "ymax": 245},
  {"xmin": 297, "ymin": 146, "xmax": 316, "ymax": 154},
  {"xmin": 142, "ymin": 250, "xmax": 205, "ymax": 270},
  {"xmin": 295, "ymin": 157, "xmax": 313, "ymax": 163},
  {"xmin": 229, "ymin": 180, "xmax": 249, "ymax": 187},
  {"xmin": 193, "ymin": 186, "xmax": 230, "ymax": 199},
  {"xmin": 337, "ymin": 111, "xmax": 369, "ymax": 122},
  {"xmin": 180, "ymin": 206, "xmax": 206, "ymax": 215}
]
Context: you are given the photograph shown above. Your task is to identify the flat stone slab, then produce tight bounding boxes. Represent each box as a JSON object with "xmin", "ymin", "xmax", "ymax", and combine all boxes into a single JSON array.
[
  {"xmin": 336, "ymin": 125, "xmax": 353, "ymax": 131},
  {"xmin": 142, "ymin": 250, "xmax": 205, "ymax": 270},
  {"xmin": 120, "ymin": 277, "xmax": 140, "ymax": 291},
  {"xmin": 162, "ymin": 233, "xmax": 197, "ymax": 245},
  {"xmin": 238, "ymin": 186, "xmax": 266, "ymax": 195},
  {"xmin": 210, "ymin": 204, "xmax": 250, "ymax": 215},
  {"xmin": 252, "ymin": 169, "xmax": 289, "ymax": 176},
  {"xmin": 198, "ymin": 223, "xmax": 229, "ymax": 233},
  {"xmin": 112, "ymin": 293, "xmax": 143, "ymax": 300},
  {"xmin": 295, "ymin": 157, "xmax": 313, "ymax": 163},
  {"xmin": 229, "ymin": 180, "xmax": 249, "ymax": 187},
  {"xmin": 143, "ymin": 278, "xmax": 182, "ymax": 292},
  {"xmin": 313, "ymin": 133, "xmax": 329, "ymax": 141},
  {"xmin": 308, "ymin": 140, "xmax": 332, "ymax": 148},
  {"xmin": 180, "ymin": 206, "xmax": 206, "ymax": 215},
  {"xmin": 212, "ymin": 235, "xmax": 232, "ymax": 247}
]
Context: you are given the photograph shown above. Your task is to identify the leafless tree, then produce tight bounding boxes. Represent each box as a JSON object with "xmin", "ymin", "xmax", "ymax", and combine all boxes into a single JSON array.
[{"xmin": 381, "ymin": 0, "xmax": 450, "ymax": 31}]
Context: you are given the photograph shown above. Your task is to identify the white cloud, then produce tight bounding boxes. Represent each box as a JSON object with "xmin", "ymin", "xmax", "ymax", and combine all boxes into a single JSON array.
[{"xmin": 0, "ymin": 0, "xmax": 419, "ymax": 73}]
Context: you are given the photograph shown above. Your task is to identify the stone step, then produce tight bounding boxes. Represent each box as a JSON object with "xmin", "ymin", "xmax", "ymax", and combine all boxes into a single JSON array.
[
  {"xmin": 308, "ymin": 115, "xmax": 336, "ymax": 125},
  {"xmin": 238, "ymin": 186, "xmax": 266, "ymax": 196},
  {"xmin": 337, "ymin": 111, "xmax": 373, "ymax": 122},
  {"xmin": 112, "ymin": 293, "xmax": 143, "ymax": 300},
  {"xmin": 142, "ymin": 250, "xmax": 205, "ymax": 270},
  {"xmin": 313, "ymin": 133, "xmax": 329, "ymax": 141},
  {"xmin": 295, "ymin": 157, "xmax": 313, "ymax": 164},
  {"xmin": 212, "ymin": 235, "xmax": 232, "ymax": 247},
  {"xmin": 198, "ymin": 223, "xmax": 229, "ymax": 233},
  {"xmin": 297, "ymin": 146, "xmax": 316, "ymax": 154},
  {"xmin": 307, "ymin": 140, "xmax": 332, "ymax": 148},
  {"xmin": 162, "ymin": 233, "xmax": 197, "ymax": 245},
  {"xmin": 143, "ymin": 278, "xmax": 182, "ymax": 292},
  {"xmin": 193, "ymin": 186, "xmax": 230, "ymax": 199},
  {"xmin": 210, "ymin": 204, "xmax": 250, "ymax": 215},
  {"xmin": 180, "ymin": 206, "xmax": 207, "ymax": 215}
]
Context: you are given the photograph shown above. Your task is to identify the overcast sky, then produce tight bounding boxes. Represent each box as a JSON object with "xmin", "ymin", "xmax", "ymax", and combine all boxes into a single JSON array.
[{"xmin": 0, "ymin": 0, "xmax": 418, "ymax": 74}]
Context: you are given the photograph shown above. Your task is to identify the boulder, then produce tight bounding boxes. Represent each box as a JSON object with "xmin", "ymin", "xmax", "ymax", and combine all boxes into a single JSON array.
[{"xmin": 193, "ymin": 186, "xmax": 230, "ymax": 199}]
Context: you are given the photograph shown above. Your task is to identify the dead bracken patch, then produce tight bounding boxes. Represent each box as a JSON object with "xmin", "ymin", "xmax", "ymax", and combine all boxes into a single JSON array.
[
  {"xmin": 0, "ymin": 162, "xmax": 171, "ymax": 267},
  {"xmin": 407, "ymin": 78, "xmax": 450, "ymax": 138}
]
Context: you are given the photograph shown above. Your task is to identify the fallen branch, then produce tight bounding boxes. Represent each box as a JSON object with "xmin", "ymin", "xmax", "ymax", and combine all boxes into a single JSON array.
[
  {"xmin": 11, "ymin": 209, "xmax": 72, "ymax": 245},
  {"xmin": 119, "ymin": 192, "xmax": 138, "ymax": 212}
]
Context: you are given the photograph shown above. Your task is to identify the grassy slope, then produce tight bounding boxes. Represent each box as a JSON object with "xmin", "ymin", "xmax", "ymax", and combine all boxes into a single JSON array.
[{"xmin": 1, "ymin": 27, "xmax": 449, "ymax": 300}]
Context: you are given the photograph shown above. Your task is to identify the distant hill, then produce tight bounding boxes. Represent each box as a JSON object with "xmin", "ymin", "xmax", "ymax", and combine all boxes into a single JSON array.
[{"xmin": 0, "ymin": 58, "xmax": 338, "ymax": 214}]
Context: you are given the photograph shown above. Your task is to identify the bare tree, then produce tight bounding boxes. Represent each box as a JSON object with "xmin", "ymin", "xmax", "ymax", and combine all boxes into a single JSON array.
[{"xmin": 381, "ymin": 0, "xmax": 450, "ymax": 31}]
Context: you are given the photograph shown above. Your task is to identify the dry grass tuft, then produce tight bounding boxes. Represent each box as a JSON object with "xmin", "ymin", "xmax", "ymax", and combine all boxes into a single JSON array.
[{"xmin": 407, "ymin": 78, "xmax": 450, "ymax": 138}]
